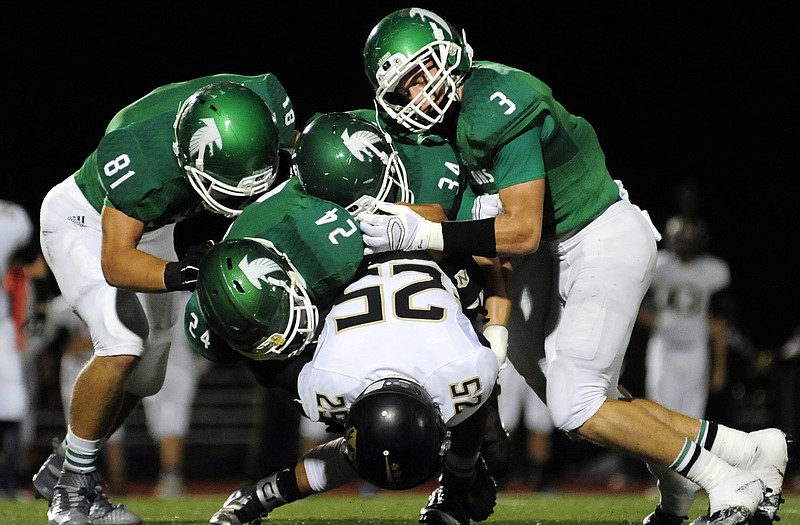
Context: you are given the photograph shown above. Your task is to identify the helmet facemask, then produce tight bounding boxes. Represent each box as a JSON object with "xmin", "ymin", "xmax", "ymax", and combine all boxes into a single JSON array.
[
  {"xmin": 181, "ymin": 157, "xmax": 278, "ymax": 218},
  {"xmin": 345, "ymin": 131, "xmax": 413, "ymax": 216},
  {"xmin": 376, "ymin": 40, "xmax": 466, "ymax": 134},
  {"xmin": 244, "ymin": 238, "xmax": 318, "ymax": 360}
]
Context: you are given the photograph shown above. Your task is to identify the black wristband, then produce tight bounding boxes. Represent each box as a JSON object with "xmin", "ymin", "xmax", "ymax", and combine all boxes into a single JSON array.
[
  {"xmin": 276, "ymin": 466, "xmax": 305, "ymax": 502},
  {"xmin": 441, "ymin": 218, "xmax": 497, "ymax": 257},
  {"xmin": 163, "ymin": 261, "xmax": 187, "ymax": 291}
]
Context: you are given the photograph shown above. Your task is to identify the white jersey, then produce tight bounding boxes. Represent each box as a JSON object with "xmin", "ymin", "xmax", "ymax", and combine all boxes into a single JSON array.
[
  {"xmin": 0, "ymin": 200, "xmax": 33, "ymax": 421},
  {"xmin": 297, "ymin": 256, "xmax": 499, "ymax": 428},
  {"xmin": 645, "ymin": 249, "xmax": 730, "ymax": 417},
  {"xmin": 649, "ymin": 250, "xmax": 730, "ymax": 345}
]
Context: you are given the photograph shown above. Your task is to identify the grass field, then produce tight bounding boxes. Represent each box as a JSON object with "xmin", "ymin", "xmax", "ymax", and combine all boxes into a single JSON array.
[{"xmin": 2, "ymin": 490, "xmax": 794, "ymax": 525}]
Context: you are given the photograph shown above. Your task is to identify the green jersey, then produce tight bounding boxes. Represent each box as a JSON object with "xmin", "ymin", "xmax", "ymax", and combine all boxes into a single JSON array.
[
  {"xmin": 341, "ymin": 109, "xmax": 468, "ymax": 220},
  {"xmin": 185, "ymin": 178, "xmax": 365, "ymax": 362},
  {"xmin": 455, "ymin": 61, "xmax": 619, "ymax": 239},
  {"xmin": 74, "ymin": 73, "xmax": 295, "ymax": 230},
  {"xmin": 343, "ymin": 109, "xmax": 482, "ymax": 316},
  {"xmin": 226, "ymin": 178, "xmax": 364, "ymax": 306}
]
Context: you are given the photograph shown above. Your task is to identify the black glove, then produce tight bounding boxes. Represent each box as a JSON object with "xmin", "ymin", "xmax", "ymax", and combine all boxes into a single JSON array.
[{"xmin": 163, "ymin": 240, "xmax": 215, "ymax": 291}]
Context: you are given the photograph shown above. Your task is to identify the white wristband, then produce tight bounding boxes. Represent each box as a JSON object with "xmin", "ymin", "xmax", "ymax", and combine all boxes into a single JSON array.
[
  {"xmin": 482, "ymin": 324, "xmax": 508, "ymax": 366},
  {"xmin": 426, "ymin": 221, "xmax": 444, "ymax": 251}
]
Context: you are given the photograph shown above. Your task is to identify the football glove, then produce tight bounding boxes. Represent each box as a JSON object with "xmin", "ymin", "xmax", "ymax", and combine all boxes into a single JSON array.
[
  {"xmin": 164, "ymin": 240, "xmax": 215, "ymax": 291},
  {"xmin": 357, "ymin": 201, "xmax": 443, "ymax": 255}
]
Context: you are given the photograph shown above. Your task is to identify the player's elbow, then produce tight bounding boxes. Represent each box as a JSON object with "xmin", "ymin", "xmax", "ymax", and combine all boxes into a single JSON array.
[
  {"xmin": 101, "ymin": 257, "xmax": 127, "ymax": 288},
  {"xmin": 500, "ymin": 228, "xmax": 540, "ymax": 257},
  {"xmin": 101, "ymin": 266, "xmax": 123, "ymax": 288}
]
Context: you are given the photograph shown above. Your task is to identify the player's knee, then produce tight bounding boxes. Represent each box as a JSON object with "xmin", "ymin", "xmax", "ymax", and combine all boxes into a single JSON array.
[{"xmin": 547, "ymin": 392, "xmax": 604, "ymax": 432}]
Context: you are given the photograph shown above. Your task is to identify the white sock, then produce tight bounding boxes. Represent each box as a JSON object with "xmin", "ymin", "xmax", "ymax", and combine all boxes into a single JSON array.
[
  {"xmin": 64, "ymin": 426, "xmax": 101, "ymax": 474},
  {"xmin": 302, "ymin": 437, "xmax": 359, "ymax": 492},
  {"xmin": 671, "ymin": 438, "xmax": 754, "ymax": 514},
  {"xmin": 698, "ymin": 420, "xmax": 755, "ymax": 468}
]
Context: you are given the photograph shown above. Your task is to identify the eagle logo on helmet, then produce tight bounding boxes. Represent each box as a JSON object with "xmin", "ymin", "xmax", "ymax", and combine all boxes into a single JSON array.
[
  {"xmin": 189, "ymin": 118, "xmax": 223, "ymax": 169},
  {"xmin": 342, "ymin": 127, "xmax": 382, "ymax": 162},
  {"xmin": 408, "ymin": 8, "xmax": 451, "ymax": 41},
  {"xmin": 238, "ymin": 255, "xmax": 284, "ymax": 290}
]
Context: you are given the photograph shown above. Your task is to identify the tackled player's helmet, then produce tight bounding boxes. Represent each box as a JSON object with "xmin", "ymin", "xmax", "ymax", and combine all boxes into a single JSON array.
[
  {"xmin": 195, "ymin": 237, "xmax": 318, "ymax": 360},
  {"xmin": 173, "ymin": 82, "xmax": 281, "ymax": 218},
  {"xmin": 363, "ymin": 8, "xmax": 473, "ymax": 133},
  {"xmin": 294, "ymin": 112, "xmax": 413, "ymax": 216},
  {"xmin": 344, "ymin": 377, "xmax": 449, "ymax": 490},
  {"xmin": 664, "ymin": 217, "xmax": 709, "ymax": 259}
]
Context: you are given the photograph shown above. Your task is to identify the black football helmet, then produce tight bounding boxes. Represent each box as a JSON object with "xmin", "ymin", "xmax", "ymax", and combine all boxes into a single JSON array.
[
  {"xmin": 344, "ymin": 377, "xmax": 449, "ymax": 490},
  {"xmin": 664, "ymin": 217, "xmax": 709, "ymax": 259}
]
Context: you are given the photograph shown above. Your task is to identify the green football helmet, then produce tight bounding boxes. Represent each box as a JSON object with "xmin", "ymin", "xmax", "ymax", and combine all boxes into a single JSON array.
[
  {"xmin": 173, "ymin": 82, "xmax": 280, "ymax": 217},
  {"xmin": 196, "ymin": 237, "xmax": 318, "ymax": 360},
  {"xmin": 294, "ymin": 112, "xmax": 413, "ymax": 215},
  {"xmin": 363, "ymin": 8, "xmax": 473, "ymax": 133}
]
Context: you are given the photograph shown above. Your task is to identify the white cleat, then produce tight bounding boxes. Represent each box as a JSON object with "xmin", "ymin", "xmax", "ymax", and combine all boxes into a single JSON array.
[
  {"xmin": 706, "ymin": 471, "xmax": 765, "ymax": 525},
  {"xmin": 746, "ymin": 429, "xmax": 793, "ymax": 523},
  {"xmin": 208, "ymin": 485, "xmax": 264, "ymax": 525}
]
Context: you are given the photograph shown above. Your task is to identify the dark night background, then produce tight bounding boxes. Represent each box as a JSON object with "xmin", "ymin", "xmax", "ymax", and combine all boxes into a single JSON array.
[{"xmin": 5, "ymin": 1, "xmax": 797, "ymax": 350}]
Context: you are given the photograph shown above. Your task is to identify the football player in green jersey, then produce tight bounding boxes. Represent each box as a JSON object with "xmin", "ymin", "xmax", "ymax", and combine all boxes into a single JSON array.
[
  {"xmin": 185, "ymin": 110, "xmax": 501, "ymax": 364},
  {"xmin": 358, "ymin": 8, "xmax": 790, "ymax": 525},
  {"xmin": 35, "ymin": 74, "xmax": 296, "ymax": 525}
]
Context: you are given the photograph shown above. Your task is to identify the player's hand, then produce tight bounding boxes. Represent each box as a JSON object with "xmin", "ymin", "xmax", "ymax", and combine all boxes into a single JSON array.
[
  {"xmin": 164, "ymin": 240, "xmax": 215, "ymax": 291},
  {"xmin": 357, "ymin": 201, "xmax": 443, "ymax": 255},
  {"xmin": 472, "ymin": 193, "xmax": 504, "ymax": 220}
]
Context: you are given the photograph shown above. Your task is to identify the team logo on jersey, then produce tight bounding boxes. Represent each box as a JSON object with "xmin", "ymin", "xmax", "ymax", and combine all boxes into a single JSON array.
[
  {"xmin": 238, "ymin": 255, "xmax": 283, "ymax": 290},
  {"xmin": 342, "ymin": 127, "xmax": 381, "ymax": 162},
  {"xmin": 189, "ymin": 118, "xmax": 223, "ymax": 164}
]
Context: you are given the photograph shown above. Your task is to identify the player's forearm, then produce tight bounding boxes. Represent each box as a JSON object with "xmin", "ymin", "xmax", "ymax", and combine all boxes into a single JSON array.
[
  {"xmin": 440, "ymin": 212, "xmax": 541, "ymax": 258},
  {"xmin": 477, "ymin": 256, "xmax": 512, "ymax": 327},
  {"xmin": 102, "ymin": 248, "xmax": 172, "ymax": 292}
]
